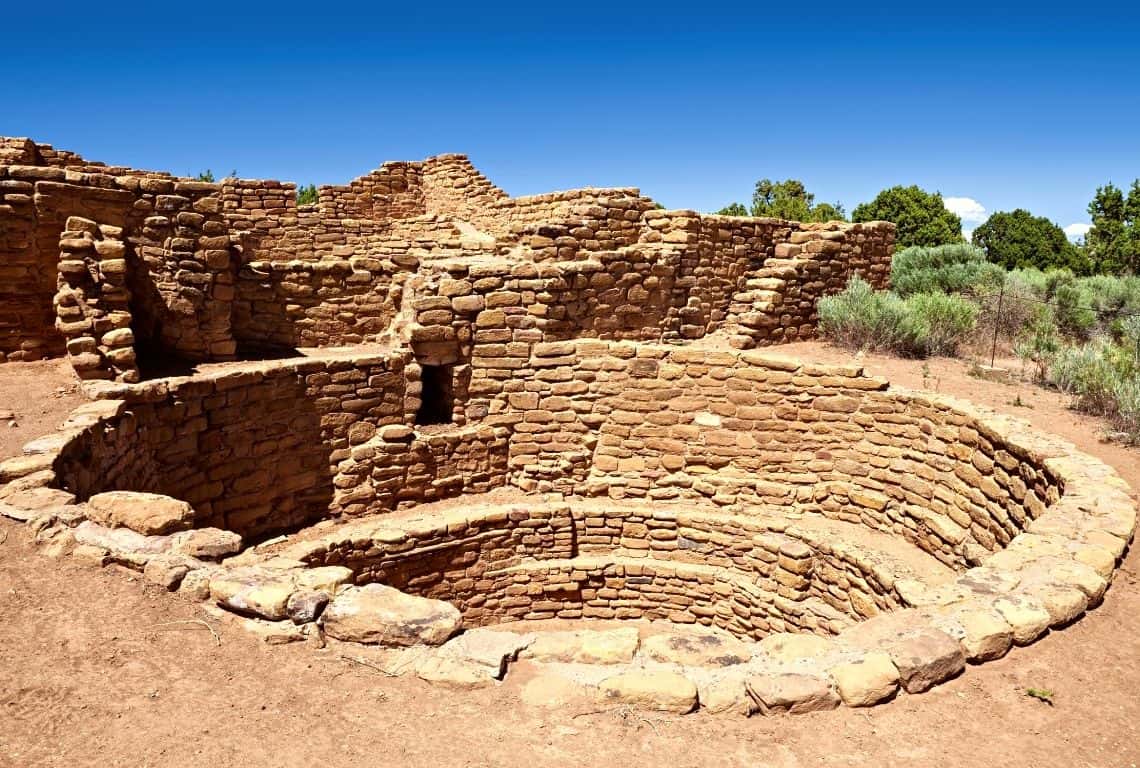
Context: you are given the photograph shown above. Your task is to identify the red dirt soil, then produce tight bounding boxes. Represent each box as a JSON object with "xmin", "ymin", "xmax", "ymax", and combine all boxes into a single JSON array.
[{"xmin": 1, "ymin": 345, "xmax": 1138, "ymax": 768}]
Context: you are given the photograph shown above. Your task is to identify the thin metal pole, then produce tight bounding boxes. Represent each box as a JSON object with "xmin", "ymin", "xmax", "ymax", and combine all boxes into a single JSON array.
[{"xmin": 991, "ymin": 283, "xmax": 1004, "ymax": 368}]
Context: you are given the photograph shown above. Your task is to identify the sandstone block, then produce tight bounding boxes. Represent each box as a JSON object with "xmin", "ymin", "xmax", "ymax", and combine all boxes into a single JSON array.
[
  {"xmin": 746, "ymin": 673, "xmax": 839, "ymax": 715},
  {"xmin": 521, "ymin": 627, "xmax": 639, "ymax": 664},
  {"xmin": 599, "ymin": 671, "xmax": 698, "ymax": 714},
  {"xmin": 641, "ymin": 630, "xmax": 752, "ymax": 667},
  {"xmin": 86, "ymin": 491, "xmax": 194, "ymax": 535},
  {"xmin": 886, "ymin": 629, "xmax": 966, "ymax": 693},
  {"xmin": 320, "ymin": 584, "xmax": 461, "ymax": 646},
  {"xmin": 829, "ymin": 652, "xmax": 899, "ymax": 706},
  {"xmin": 170, "ymin": 527, "xmax": 243, "ymax": 559}
]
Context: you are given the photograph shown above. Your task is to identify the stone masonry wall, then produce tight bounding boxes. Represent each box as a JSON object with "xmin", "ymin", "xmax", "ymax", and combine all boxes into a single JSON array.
[
  {"xmin": 53, "ymin": 351, "xmax": 411, "ymax": 537},
  {"xmin": 472, "ymin": 342, "xmax": 1062, "ymax": 570},
  {"xmin": 1, "ymin": 137, "xmax": 894, "ymax": 372}
]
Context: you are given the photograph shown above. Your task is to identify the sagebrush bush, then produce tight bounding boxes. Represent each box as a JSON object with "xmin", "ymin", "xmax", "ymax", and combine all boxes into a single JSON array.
[
  {"xmin": 1048, "ymin": 334, "xmax": 1140, "ymax": 443},
  {"xmin": 819, "ymin": 278, "xmax": 975, "ymax": 357},
  {"xmin": 902, "ymin": 292, "xmax": 979, "ymax": 356},
  {"xmin": 818, "ymin": 277, "xmax": 914, "ymax": 353},
  {"xmin": 891, "ymin": 243, "xmax": 1004, "ymax": 297}
]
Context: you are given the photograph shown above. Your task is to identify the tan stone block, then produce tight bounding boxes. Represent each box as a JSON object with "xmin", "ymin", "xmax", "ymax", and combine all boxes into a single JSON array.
[
  {"xmin": 599, "ymin": 671, "xmax": 698, "ymax": 714},
  {"xmin": 830, "ymin": 652, "xmax": 899, "ymax": 706},
  {"xmin": 746, "ymin": 673, "xmax": 839, "ymax": 715}
]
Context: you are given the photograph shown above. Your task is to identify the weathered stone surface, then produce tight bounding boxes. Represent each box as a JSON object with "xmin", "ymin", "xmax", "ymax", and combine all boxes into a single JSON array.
[
  {"xmin": 598, "ymin": 671, "xmax": 698, "ymax": 714},
  {"xmin": 436, "ymin": 629, "xmax": 536, "ymax": 678},
  {"xmin": 993, "ymin": 596, "xmax": 1052, "ymax": 645},
  {"xmin": 758, "ymin": 632, "xmax": 832, "ymax": 663},
  {"xmin": 641, "ymin": 631, "xmax": 752, "ymax": 667},
  {"xmin": 746, "ymin": 673, "xmax": 839, "ymax": 715},
  {"xmin": 697, "ymin": 673, "xmax": 753, "ymax": 715},
  {"xmin": 210, "ymin": 568, "xmax": 296, "ymax": 621},
  {"xmin": 170, "ymin": 528, "xmax": 243, "ymax": 559},
  {"xmin": 178, "ymin": 568, "xmax": 215, "ymax": 600},
  {"xmin": 73, "ymin": 520, "xmax": 172, "ymax": 556},
  {"xmin": 143, "ymin": 555, "xmax": 192, "ymax": 590},
  {"xmin": 294, "ymin": 566, "xmax": 353, "ymax": 595},
  {"xmin": 886, "ymin": 629, "xmax": 967, "ymax": 693},
  {"xmin": 242, "ymin": 617, "xmax": 306, "ymax": 645},
  {"xmin": 417, "ymin": 655, "xmax": 498, "ymax": 689},
  {"xmin": 287, "ymin": 589, "xmax": 330, "ymax": 624},
  {"xmin": 320, "ymin": 584, "xmax": 461, "ymax": 646},
  {"xmin": 829, "ymin": 653, "xmax": 899, "ymax": 706},
  {"xmin": 522, "ymin": 627, "xmax": 640, "ymax": 664},
  {"xmin": 87, "ymin": 491, "xmax": 194, "ymax": 535}
]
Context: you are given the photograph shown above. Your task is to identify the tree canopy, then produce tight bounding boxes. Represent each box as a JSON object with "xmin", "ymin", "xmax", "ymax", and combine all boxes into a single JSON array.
[
  {"xmin": 715, "ymin": 178, "xmax": 845, "ymax": 222},
  {"xmin": 296, "ymin": 183, "xmax": 319, "ymax": 205},
  {"xmin": 852, "ymin": 185, "xmax": 963, "ymax": 249},
  {"xmin": 971, "ymin": 209, "xmax": 1090, "ymax": 274},
  {"xmin": 715, "ymin": 202, "xmax": 748, "ymax": 216},
  {"xmin": 1086, "ymin": 181, "xmax": 1140, "ymax": 274}
]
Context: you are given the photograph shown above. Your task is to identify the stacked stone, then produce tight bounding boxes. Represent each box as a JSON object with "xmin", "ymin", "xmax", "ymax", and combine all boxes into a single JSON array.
[
  {"xmin": 53, "ymin": 217, "xmax": 138, "ymax": 382},
  {"xmin": 420, "ymin": 153, "xmax": 509, "ymax": 223},
  {"xmin": 331, "ymin": 423, "xmax": 511, "ymax": 515},
  {"xmin": 0, "ymin": 165, "xmax": 52, "ymax": 361},
  {"xmin": 320, "ymin": 161, "xmax": 426, "ymax": 221},
  {"xmin": 128, "ymin": 179, "xmax": 238, "ymax": 361},
  {"xmin": 51, "ymin": 350, "xmax": 410, "ymax": 537}
]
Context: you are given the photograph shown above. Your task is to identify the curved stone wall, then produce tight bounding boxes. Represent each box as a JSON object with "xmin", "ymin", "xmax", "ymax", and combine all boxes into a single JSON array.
[
  {"xmin": 0, "ymin": 344, "xmax": 1134, "ymax": 715},
  {"xmin": 49, "ymin": 350, "xmax": 413, "ymax": 537}
]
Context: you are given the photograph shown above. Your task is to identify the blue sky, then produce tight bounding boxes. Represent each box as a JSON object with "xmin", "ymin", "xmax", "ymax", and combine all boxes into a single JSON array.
[{"xmin": 3, "ymin": 2, "xmax": 1138, "ymax": 238}]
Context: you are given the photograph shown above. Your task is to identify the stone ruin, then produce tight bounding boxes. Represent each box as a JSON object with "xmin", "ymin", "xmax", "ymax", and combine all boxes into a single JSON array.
[{"xmin": 0, "ymin": 137, "xmax": 1135, "ymax": 715}]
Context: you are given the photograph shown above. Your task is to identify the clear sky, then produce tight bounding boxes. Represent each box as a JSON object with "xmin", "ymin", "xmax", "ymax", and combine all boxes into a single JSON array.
[{"xmin": 4, "ymin": 1, "xmax": 1137, "ymax": 237}]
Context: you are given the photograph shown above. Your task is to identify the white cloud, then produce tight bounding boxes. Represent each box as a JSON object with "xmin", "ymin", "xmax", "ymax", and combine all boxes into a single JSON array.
[
  {"xmin": 943, "ymin": 196, "xmax": 988, "ymax": 225},
  {"xmin": 1064, "ymin": 222, "xmax": 1091, "ymax": 242},
  {"xmin": 962, "ymin": 228, "xmax": 974, "ymax": 242}
]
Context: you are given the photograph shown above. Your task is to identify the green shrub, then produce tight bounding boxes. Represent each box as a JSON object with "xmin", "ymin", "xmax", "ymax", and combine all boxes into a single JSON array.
[
  {"xmin": 1014, "ymin": 310, "xmax": 1061, "ymax": 381},
  {"xmin": 818, "ymin": 277, "xmax": 915, "ymax": 353},
  {"xmin": 1048, "ymin": 333, "xmax": 1140, "ymax": 443},
  {"xmin": 901, "ymin": 292, "xmax": 979, "ymax": 356},
  {"xmin": 891, "ymin": 243, "xmax": 1004, "ymax": 297},
  {"xmin": 296, "ymin": 183, "xmax": 319, "ymax": 205},
  {"xmin": 1053, "ymin": 282, "xmax": 1098, "ymax": 339},
  {"xmin": 818, "ymin": 279, "xmax": 976, "ymax": 357},
  {"xmin": 1005, "ymin": 268, "xmax": 1048, "ymax": 299}
]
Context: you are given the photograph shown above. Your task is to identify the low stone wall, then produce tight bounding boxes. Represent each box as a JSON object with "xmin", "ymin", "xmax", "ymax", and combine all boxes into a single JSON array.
[
  {"xmin": 51, "ymin": 351, "xmax": 411, "ymax": 537},
  {"xmin": 332, "ymin": 423, "xmax": 511, "ymax": 515}
]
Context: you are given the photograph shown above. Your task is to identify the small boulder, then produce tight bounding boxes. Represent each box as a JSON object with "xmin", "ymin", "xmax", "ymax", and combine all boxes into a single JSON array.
[
  {"xmin": 287, "ymin": 589, "xmax": 330, "ymax": 624},
  {"xmin": 884, "ymin": 629, "xmax": 965, "ymax": 694},
  {"xmin": 170, "ymin": 528, "xmax": 243, "ymax": 559},
  {"xmin": 829, "ymin": 652, "xmax": 900, "ymax": 707},
  {"xmin": 320, "ymin": 584, "xmax": 461, "ymax": 646},
  {"xmin": 519, "ymin": 673, "xmax": 592, "ymax": 709},
  {"xmin": 436, "ymin": 629, "xmax": 535, "ymax": 678},
  {"xmin": 746, "ymin": 673, "xmax": 839, "ymax": 715},
  {"xmin": 598, "ymin": 671, "xmax": 699, "ymax": 714},
  {"xmin": 73, "ymin": 520, "xmax": 172, "ymax": 556},
  {"xmin": 144, "ymin": 555, "xmax": 192, "ymax": 591},
  {"xmin": 87, "ymin": 491, "xmax": 194, "ymax": 535},
  {"xmin": 417, "ymin": 655, "xmax": 498, "ymax": 689},
  {"xmin": 210, "ymin": 568, "xmax": 296, "ymax": 621}
]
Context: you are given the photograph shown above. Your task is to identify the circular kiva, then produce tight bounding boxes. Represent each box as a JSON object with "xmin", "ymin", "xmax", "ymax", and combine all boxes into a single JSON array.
[{"xmin": 0, "ymin": 342, "xmax": 1135, "ymax": 715}]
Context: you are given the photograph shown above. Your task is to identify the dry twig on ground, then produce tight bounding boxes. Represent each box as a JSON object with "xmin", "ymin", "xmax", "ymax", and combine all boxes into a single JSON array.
[{"xmin": 150, "ymin": 618, "xmax": 222, "ymax": 646}]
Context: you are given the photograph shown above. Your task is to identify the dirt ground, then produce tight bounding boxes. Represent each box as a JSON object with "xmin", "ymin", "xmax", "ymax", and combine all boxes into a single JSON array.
[{"xmin": 2, "ymin": 345, "xmax": 1139, "ymax": 768}]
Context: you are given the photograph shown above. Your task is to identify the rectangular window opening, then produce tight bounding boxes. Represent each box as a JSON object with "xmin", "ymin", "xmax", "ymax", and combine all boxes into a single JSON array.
[{"xmin": 416, "ymin": 364, "xmax": 455, "ymax": 425}]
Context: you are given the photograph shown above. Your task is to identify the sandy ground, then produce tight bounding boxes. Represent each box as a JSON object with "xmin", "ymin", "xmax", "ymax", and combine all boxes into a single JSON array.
[
  {"xmin": 1, "ymin": 344, "xmax": 1139, "ymax": 768},
  {"xmin": 0, "ymin": 359, "xmax": 85, "ymax": 459}
]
